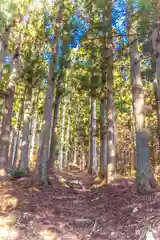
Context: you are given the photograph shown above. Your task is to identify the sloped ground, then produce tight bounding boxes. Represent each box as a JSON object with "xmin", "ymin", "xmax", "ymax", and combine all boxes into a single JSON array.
[{"xmin": 0, "ymin": 171, "xmax": 160, "ymax": 240}]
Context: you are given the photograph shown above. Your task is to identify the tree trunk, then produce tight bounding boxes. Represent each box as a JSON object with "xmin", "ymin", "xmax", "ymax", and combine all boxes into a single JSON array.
[
  {"xmin": 12, "ymin": 88, "xmax": 26, "ymax": 168},
  {"xmin": 88, "ymin": 96, "xmax": 97, "ymax": 175},
  {"xmin": 152, "ymin": 25, "xmax": 160, "ymax": 148},
  {"xmin": 106, "ymin": 19, "xmax": 116, "ymax": 181},
  {"xmin": 33, "ymin": 74, "xmax": 56, "ymax": 184},
  {"xmin": 100, "ymin": 98, "xmax": 107, "ymax": 179},
  {"xmin": 64, "ymin": 114, "xmax": 70, "ymax": 169},
  {"xmin": 0, "ymin": 25, "xmax": 11, "ymax": 80},
  {"xmin": 0, "ymin": 46, "xmax": 20, "ymax": 178},
  {"xmin": 20, "ymin": 86, "xmax": 32, "ymax": 170},
  {"xmin": 73, "ymin": 139, "xmax": 77, "ymax": 165},
  {"xmin": 130, "ymin": 109, "xmax": 136, "ymax": 175},
  {"xmin": 59, "ymin": 102, "xmax": 66, "ymax": 171},
  {"xmin": 29, "ymin": 117, "xmax": 37, "ymax": 163},
  {"xmin": 136, "ymin": 131, "xmax": 156, "ymax": 192},
  {"xmin": 10, "ymin": 129, "xmax": 17, "ymax": 166},
  {"xmin": 29, "ymin": 88, "xmax": 39, "ymax": 163},
  {"xmin": 129, "ymin": 9, "xmax": 156, "ymax": 192},
  {"xmin": 101, "ymin": 1, "xmax": 116, "ymax": 182},
  {"xmin": 33, "ymin": 4, "xmax": 63, "ymax": 184},
  {"xmin": 48, "ymin": 78, "xmax": 61, "ymax": 171}
]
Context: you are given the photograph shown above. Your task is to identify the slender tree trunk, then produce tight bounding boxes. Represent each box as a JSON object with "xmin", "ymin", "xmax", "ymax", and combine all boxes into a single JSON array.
[
  {"xmin": 64, "ymin": 114, "xmax": 70, "ymax": 169},
  {"xmin": 100, "ymin": 99, "xmax": 107, "ymax": 179},
  {"xmin": 88, "ymin": 96, "xmax": 97, "ymax": 175},
  {"xmin": 0, "ymin": 45, "xmax": 20, "ymax": 178},
  {"xmin": 129, "ymin": 9, "xmax": 156, "ymax": 192},
  {"xmin": 29, "ymin": 88, "xmax": 39, "ymax": 162},
  {"xmin": 20, "ymin": 86, "xmax": 32, "ymax": 170},
  {"xmin": 10, "ymin": 129, "xmax": 17, "ymax": 166},
  {"xmin": 29, "ymin": 117, "xmax": 37, "ymax": 162},
  {"xmin": 48, "ymin": 78, "xmax": 61, "ymax": 171},
  {"xmin": 73, "ymin": 138, "xmax": 77, "ymax": 165},
  {"xmin": 101, "ymin": 1, "xmax": 116, "ymax": 182},
  {"xmin": 12, "ymin": 88, "xmax": 26, "ymax": 168},
  {"xmin": 130, "ymin": 109, "xmax": 136, "ymax": 175},
  {"xmin": 106, "ymin": 13, "xmax": 116, "ymax": 181},
  {"xmin": 0, "ymin": 25, "xmax": 11, "ymax": 80},
  {"xmin": 59, "ymin": 102, "xmax": 66, "ymax": 171}
]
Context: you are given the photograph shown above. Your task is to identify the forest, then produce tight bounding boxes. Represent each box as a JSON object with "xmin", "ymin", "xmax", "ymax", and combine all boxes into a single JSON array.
[{"xmin": 0, "ymin": 0, "xmax": 160, "ymax": 239}]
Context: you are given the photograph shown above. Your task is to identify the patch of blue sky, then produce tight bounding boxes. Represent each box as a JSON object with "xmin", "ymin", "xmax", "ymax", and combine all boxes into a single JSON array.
[
  {"xmin": 49, "ymin": 35, "xmax": 54, "ymax": 41},
  {"xmin": 45, "ymin": 23, "xmax": 52, "ymax": 32},
  {"xmin": 112, "ymin": 0, "xmax": 128, "ymax": 47},
  {"xmin": 144, "ymin": 60, "xmax": 151, "ymax": 67},
  {"xmin": 5, "ymin": 55, "xmax": 12, "ymax": 64}
]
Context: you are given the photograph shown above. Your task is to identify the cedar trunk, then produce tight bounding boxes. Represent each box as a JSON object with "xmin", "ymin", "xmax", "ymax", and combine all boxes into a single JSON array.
[
  {"xmin": 20, "ymin": 86, "xmax": 32, "ymax": 170},
  {"xmin": 129, "ymin": 10, "xmax": 156, "ymax": 192},
  {"xmin": 48, "ymin": 79, "xmax": 61, "ymax": 171},
  {"xmin": 0, "ymin": 48, "xmax": 19, "ymax": 178}
]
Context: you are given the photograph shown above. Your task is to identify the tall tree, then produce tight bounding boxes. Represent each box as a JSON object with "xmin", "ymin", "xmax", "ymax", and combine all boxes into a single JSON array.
[
  {"xmin": 0, "ymin": 42, "xmax": 20, "ymax": 178},
  {"xmin": 20, "ymin": 85, "xmax": 32, "ymax": 170},
  {"xmin": 128, "ymin": 4, "xmax": 156, "ymax": 192},
  {"xmin": 33, "ymin": 3, "xmax": 64, "ymax": 184},
  {"xmin": 48, "ymin": 74, "xmax": 62, "ymax": 171}
]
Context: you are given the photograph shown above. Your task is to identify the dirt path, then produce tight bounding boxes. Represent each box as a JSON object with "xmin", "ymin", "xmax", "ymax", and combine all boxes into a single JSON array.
[{"xmin": 0, "ymin": 171, "xmax": 160, "ymax": 239}]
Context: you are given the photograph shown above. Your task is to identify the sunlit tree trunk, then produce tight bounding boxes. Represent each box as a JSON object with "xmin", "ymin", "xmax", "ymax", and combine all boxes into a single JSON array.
[
  {"xmin": 20, "ymin": 85, "xmax": 32, "ymax": 170},
  {"xmin": 59, "ymin": 102, "xmax": 66, "ymax": 171},
  {"xmin": 129, "ymin": 8, "xmax": 156, "ymax": 192},
  {"xmin": 0, "ymin": 45, "xmax": 20, "ymax": 178},
  {"xmin": 106, "ymin": 8, "xmax": 116, "ymax": 181},
  {"xmin": 33, "ymin": 4, "xmax": 63, "ymax": 184},
  {"xmin": 33, "ymin": 71, "xmax": 56, "ymax": 184},
  {"xmin": 29, "ymin": 117, "xmax": 37, "ymax": 163},
  {"xmin": 28, "ymin": 88, "xmax": 39, "ymax": 165},
  {"xmin": 88, "ymin": 95, "xmax": 97, "ymax": 175}
]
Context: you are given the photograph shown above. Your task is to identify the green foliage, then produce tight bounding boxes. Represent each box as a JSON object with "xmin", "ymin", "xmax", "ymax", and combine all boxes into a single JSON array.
[{"xmin": 8, "ymin": 168, "xmax": 27, "ymax": 179}]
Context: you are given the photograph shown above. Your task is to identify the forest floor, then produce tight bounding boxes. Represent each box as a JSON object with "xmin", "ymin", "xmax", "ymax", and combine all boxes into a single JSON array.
[{"xmin": 0, "ymin": 170, "xmax": 160, "ymax": 240}]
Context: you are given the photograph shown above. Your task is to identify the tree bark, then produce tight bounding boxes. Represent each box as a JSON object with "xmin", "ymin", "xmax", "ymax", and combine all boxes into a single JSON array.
[
  {"xmin": 73, "ymin": 138, "xmax": 77, "ymax": 165},
  {"xmin": 64, "ymin": 114, "xmax": 70, "ymax": 169},
  {"xmin": 0, "ymin": 45, "xmax": 20, "ymax": 178},
  {"xmin": 29, "ymin": 88, "xmax": 39, "ymax": 162},
  {"xmin": 152, "ymin": 25, "xmax": 160, "ymax": 148},
  {"xmin": 33, "ymin": 73, "xmax": 56, "ymax": 184},
  {"xmin": 0, "ymin": 24, "xmax": 11, "ymax": 80},
  {"xmin": 136, "ymin": 131, "xmax": 156, "ymax": 192},
  {"xmin": 33, "ymin": 3, "xmax": 63, "ymax": 184},
  {"xmin": 88, "ymin": 96, "xmax": 97, "ymax": 175},
  {"xmin": 20, "ymin": 85, "xmax": 32, "ymax": 170},
  {"xmin": 100, "ymin": 98, "xmax": 107, "ymax": 179},
  {"xmin": 59, "ymin": 102, "xmax": 66, "ymax": 171},
  {"xmin": 129, "ymin": 8, "xmax": 156, "ymax": 192},
  {"xmin": 101, "ymin": 0, "xmax": 116, "ymax": 182},
  {"xmin": 48, "ymin": 78, "xmax": 62, "ymax": 171}
]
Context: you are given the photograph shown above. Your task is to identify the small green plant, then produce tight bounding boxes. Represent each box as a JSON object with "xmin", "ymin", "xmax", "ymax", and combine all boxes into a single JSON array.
[{"xmin": 8, "ymin": 168, "xmax": 26, "ymax": 179}]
